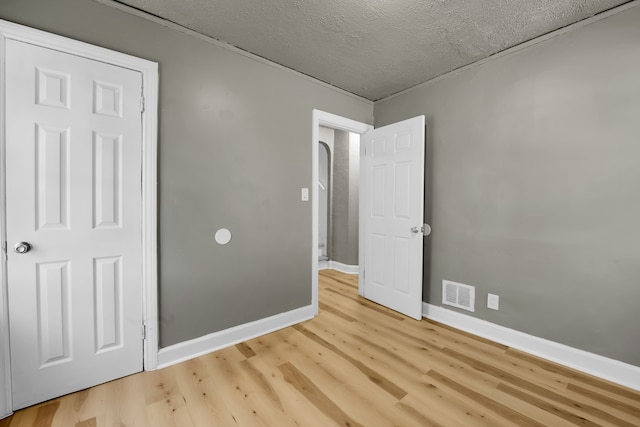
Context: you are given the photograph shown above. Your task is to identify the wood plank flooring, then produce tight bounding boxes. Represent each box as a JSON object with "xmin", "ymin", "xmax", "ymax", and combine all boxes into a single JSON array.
[{"xmin": 2, "ymin": 269, "xmax": 639, "ymax": 426}]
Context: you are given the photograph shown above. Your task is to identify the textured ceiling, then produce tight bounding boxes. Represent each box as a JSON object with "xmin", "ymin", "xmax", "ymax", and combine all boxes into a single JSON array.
[{"xmin": 113, "ymin": 0, "xmax": 629, "ymax": 100}]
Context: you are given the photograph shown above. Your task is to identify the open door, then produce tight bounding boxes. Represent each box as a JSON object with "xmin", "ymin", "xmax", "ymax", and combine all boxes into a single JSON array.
[{"xmin": 360, "ymin": 116, "xmax": 426, "ymax": 320}]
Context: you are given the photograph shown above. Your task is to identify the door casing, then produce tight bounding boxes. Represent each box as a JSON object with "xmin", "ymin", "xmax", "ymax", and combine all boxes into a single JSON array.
[{"xmin": 0, "ymin": 19, "xmax": 159, "ymax": 417}]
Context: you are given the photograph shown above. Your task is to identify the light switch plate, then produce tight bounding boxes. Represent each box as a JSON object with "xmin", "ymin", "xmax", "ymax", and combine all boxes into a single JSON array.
[
  {"xmin": 487, "ymin": 293, "xmax": 499, "ymax": 310},
  {"xmin": 301, "ymin": 187, "xmax": 309, "ymax": 201}
]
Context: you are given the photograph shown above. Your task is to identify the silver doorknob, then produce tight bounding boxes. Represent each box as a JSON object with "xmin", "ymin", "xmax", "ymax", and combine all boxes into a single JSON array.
[
  {"xmin": 14, "ymin": 242, "xmax": 31, "ymax": 254},
  {"xmin": 410, "ymin": 224, "xmax": 432, "ymax": 236}
]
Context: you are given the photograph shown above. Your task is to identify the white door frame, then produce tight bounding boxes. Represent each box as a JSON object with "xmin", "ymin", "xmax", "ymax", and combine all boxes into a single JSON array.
[
  {"xmin": 311, "ymin": 110, "xmax": 372, "ymax": 313},
  {"xmin": 0, "ymin": 19, "xmax": 159, "ymax": 417}
]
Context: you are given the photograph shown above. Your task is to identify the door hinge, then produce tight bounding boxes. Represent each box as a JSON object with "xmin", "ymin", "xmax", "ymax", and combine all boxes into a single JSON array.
[
  {"xmin": 142, "ymin": 323, "xmax": 147, "ymax": 340},
  {"xmin": 2, "ymin": 241, "xmax": 6, "ymax": 261},
  {"xmin": 140, "ymin": 96, "xmax": 145, "ymax": 113}
]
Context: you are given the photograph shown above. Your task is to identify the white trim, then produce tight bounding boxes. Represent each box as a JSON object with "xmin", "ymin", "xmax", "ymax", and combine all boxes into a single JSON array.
[
  {"xmin": 94, "ymin": 0, "xmax": 372, "ymax": 105},
  {"xmin": 0, "ymin": 19, "xmax": 159, "ymax": 415},
  {"xmin": 312, "ymin": 110, "xmax": 372, "ymax": 315},
  {"xmin": 318, "ymin": 261, "xmax": 359, "ymax": 275},
  {"xmin": 422, "ymin": 303, "xmax": 640, "ymax": 392},
  {"xmin": 157, "ymin": 305, "xmax": 315, "ymax": 369},
  {"xmin": 379, "ymin": 1, "xmax": 640, "ymax": 103},
  {"xmin": 140, "ymin": 50, "xmax": 160, "ymax": 373},
  {"xmin": 0, "ymin": 33, "xmax": 11, "ymax": 419}
]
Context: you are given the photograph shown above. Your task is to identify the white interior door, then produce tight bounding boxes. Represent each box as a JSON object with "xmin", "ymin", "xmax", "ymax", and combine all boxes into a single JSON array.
[
  {"xmin": 5, "ymin": 39, "xmax": 144, "ymax": 409},
  {"xmin": 360, "ymin": 116, "xmax": 425, "ymax": 320}
]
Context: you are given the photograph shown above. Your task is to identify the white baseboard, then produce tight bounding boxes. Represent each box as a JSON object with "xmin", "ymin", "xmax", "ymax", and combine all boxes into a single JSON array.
[
  {"xmin": 423, "ymin": 303, "xmax": 640, "ymax": 392},
  {"xmin": 318, "ymin": 260, "xmax": 358, "ymax": 275},
  {"xmin": 158, "ymin": 305, "xmax": 315, "ymax": 369}
]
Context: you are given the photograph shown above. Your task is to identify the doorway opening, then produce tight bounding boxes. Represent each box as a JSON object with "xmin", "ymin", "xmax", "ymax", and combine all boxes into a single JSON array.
[
  {"xmin": 311, "ymin": 110, "xmax": 372, "ymax": 314},
  {"xmin": 312, "ymin": 110, "xmax": 427, "ymax": 321},
  {"xmin": 317, "ymin": 127, "xmax": 361, "ymax": 271},
  {"xmin": 318, "ymin": 141, "xmax": 331, "ymax": 264}
]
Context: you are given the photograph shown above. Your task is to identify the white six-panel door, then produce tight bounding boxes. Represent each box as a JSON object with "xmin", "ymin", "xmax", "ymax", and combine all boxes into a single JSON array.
[
  {"xmin": 361, "ymin": 116, "xmax": 425, "ymax": 320},
  {"xmin": 5, "ymin": 39, "xmax": 144, "ymax": 409}
]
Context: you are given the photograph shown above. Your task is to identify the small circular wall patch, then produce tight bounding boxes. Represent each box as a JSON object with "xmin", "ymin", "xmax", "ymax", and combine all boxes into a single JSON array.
[{"xmin": 215, "ymin": 228, "xmax": 232, "ymax": 245}]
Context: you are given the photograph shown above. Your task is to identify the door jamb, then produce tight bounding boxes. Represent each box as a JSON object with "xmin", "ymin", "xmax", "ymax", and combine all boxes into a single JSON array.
[
  {"xmin": 311, "ymin": 110, "xmax": 372, "ymax": 314},
  {"xmin": 0, "ymin": 19, "xmax": 159, "ymax": 417}
]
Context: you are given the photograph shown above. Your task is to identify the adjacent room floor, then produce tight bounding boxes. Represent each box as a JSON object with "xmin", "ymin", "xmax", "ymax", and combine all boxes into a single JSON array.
[{"xmin": 2, "ymin": 270, "xmax": 639, "ymax": 426}]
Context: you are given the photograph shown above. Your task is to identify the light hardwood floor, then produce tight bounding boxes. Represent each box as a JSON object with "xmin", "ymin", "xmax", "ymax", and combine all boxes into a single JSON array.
[{"xmin": 2, "ymin": 269, "xmax": 639, "ymax": 426}]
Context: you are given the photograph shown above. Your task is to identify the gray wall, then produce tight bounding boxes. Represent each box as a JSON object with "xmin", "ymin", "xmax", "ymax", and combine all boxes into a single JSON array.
[
  {"xmin": 330, "ymin": 130, "xmax": 359, "ymax": 266},
  {"xmin": 0, "ymin": 0, "xmax": 373, "ymax": 347},
  {"xmin": 331, "ymin": 131, "xmax": 350, "ymax": 264},
  {"xmin": 375, "ymin": 7, "xmax": 640, "ymax": 366}
]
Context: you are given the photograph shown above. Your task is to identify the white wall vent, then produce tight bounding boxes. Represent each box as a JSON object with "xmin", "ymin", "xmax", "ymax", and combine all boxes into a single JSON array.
[{"xmin": 442, "ymin": 280, "xmax": 475, "ymax": 312}]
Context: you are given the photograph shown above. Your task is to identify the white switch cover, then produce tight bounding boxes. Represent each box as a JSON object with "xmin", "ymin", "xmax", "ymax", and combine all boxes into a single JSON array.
[
  {"xmin": 301, "ymin": 187, "xmax": 309, "ymax": 201},
  {"xmin": 487, "ymin": 293, "xmax": 499, "ymax": 310}
]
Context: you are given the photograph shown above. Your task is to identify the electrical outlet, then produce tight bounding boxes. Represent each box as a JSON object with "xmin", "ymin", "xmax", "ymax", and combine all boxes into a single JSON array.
[
  {"xmin": 301, "ymin": 187, "xmax": 309, "ymax": 201},
  {"xmin": 487, "ymin": 293, "xmax": 499, "ymax": 310}
]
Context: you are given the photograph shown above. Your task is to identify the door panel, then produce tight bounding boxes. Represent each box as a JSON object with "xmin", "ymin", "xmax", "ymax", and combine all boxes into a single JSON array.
[
  {"xmin": 361, "ymin": 116, "xmax": 425, "ymax": 320},
  {"xmin": 94, "ymin": 256, "xmax": 123, "ymax": 353},
  {"xmin": 36, "ymin": 260, "xmax": 71, "ymax": 366},
  {"xmin": 93, "ymin": 132, "xmax": 123, "ymax": 228},
  {"xmin": 5, "ymin": 39, "xmax": 143, "ymax": 409},
  {"xmin": 35, "ymin": 124, "xmax": 70, "ymax": 229}
]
